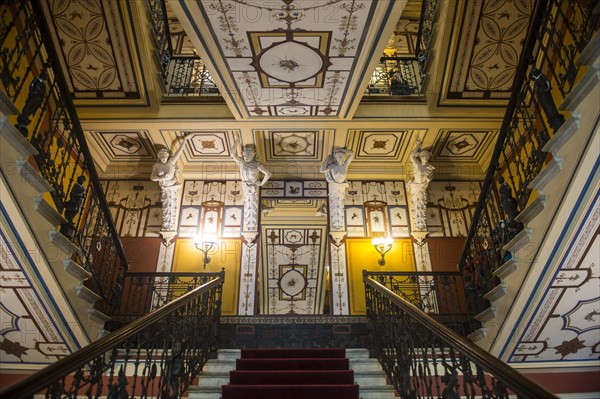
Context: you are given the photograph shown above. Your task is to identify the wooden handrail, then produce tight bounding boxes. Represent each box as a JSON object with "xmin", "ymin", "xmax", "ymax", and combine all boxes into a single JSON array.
[
  {"xmin": 0, "ymin": 272, "xmax": 224, "ymax": 398},
  {"xmin": 364, "ymin": 275, "xmax": 558, "ymax": 399}
]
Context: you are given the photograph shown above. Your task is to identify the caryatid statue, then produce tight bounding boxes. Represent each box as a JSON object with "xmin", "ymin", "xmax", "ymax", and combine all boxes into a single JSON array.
[
  {"xmin": 151, "ymin": 135, "xmax": 193, "ymax": 239},
  {"xmin": 407, "ymin": 139, "xmax": 435, "ymax": 233},
  {"xmin": 230, "ymin": 136, "xmax": 271, "ymax": 235},
  {"xmin": 320, "ymin": 147, "xmax": 354, "ymax": 239}
]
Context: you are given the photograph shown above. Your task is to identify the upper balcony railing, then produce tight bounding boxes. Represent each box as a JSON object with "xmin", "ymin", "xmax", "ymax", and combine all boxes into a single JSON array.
[
  {"xmin": 415, "ymin": 0, "xmax": 442, "ymax": 78},
  {"xmin": 363, "ymin": 57, "xmax": 423, "ymax": 98},
  {"xmin": 458, "ymin": 0, "xmax": 598, "ymax": 311},
  {"xmin": 147, "ymin": 0, "xmax": 221, "ymax": 100},
  {"xmin": 163, "ymin": 57, "xmax": 220, "ymax": 98}
]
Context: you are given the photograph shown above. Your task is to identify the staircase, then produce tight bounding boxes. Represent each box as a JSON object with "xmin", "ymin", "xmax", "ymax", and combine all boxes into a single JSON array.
[
  {"xmin": 0, "ymin": 93, "xmax": 107, "ymax": 343},
  {"xmin": 188, "ymin": 348, "xmax": 397, "ymax": 399},
  {"xmin": 468, "ymin": 30, "xmax": 600, "ymax": 354}
]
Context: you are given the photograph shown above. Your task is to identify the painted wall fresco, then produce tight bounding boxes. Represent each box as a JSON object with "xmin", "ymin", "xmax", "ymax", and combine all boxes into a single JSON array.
[
  {"xmin": 103, "ymin": 180, "xmax": 162, "ymax": 237},
  {"xmin": 101, "ymin": 178, "xmax": 481, "ymax": 316}
]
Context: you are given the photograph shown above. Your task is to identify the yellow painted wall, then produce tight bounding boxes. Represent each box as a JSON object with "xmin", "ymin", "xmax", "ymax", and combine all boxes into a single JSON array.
[
  {"xmin": 346, "ymin": 238, "xmax": 416, "ymax": 314},
  {"xmin": 172, "ymin": 238, "xmax": 241, "ymax": 316}
]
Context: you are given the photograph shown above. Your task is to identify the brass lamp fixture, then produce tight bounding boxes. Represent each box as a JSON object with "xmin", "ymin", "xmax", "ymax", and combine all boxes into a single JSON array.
[
  {"xmin": 193, "ymin": 234, "xmax": 217, "ymax": 269},
  {"xmin": 372, "ymin": 236, "xmax": 394, "ymax": 266}
]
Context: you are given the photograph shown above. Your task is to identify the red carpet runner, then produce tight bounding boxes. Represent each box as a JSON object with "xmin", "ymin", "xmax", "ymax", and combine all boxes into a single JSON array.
[{"xmin": 221, "ymin": 348, "xmax": 359, "ymax": 399}]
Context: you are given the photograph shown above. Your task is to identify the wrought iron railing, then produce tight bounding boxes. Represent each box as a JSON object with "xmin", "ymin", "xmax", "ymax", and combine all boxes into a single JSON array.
[
  {"xmin": 0, "ymin": 1, "xmax": 129, "ymax": 315},
  {"xmin": 459, "ymin": 0, "xmax": 598, "ymax": 308},
  {"xmin": 364, "ymin": 271, "xmax": 479, "ymax": 335},
  {"xmin": 107, "ymin": 271, "xmax": 224, "ymax": 329},
  {"xmin": 0, "ymin": 272, "xmax": 224, "ymax": 399},
  {"xmin": 364, "ymin": 276, "xmax": 558, "ymax": 399},
  {"xmin": 363, "ymin": 57, "xmax": 422, "ymax": 97},
  {"xmin": 363, "ymin": 0, "xmax": 440, "ymax": 98},
  {"xmin": 415, "ymin": 0, "xmax": 442, "ymax": 78},
  {"xmin": 164, "ymin": 57, "xmax": 220, "ymax": 97},
  {"xmin": 146, "ymin": 0, "xmax": 221, "ymax": 98},
  {"xmin": 148, "ymin": 0, "xmax": 172, "ymax": 67}
]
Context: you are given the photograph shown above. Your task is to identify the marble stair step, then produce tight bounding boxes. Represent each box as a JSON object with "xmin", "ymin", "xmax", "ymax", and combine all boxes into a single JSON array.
[
  {"xmin": 359, "ymin": 385, "xmax": 397, "ymax": 398},
  {"xmin": 353, "ymin": 370, "xmax": 388, "ymax": 385},
  {"xmin": 349, "ymin": 358, "xmax": 383, "ymax": 372}
]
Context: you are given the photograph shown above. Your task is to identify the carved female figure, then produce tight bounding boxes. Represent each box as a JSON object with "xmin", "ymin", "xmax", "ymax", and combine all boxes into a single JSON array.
[
  {"xmin": 320, "ymin": 147, "xmax": 354, "ymax": 232},
  {"xmin": 407, "ymin": 139, "xmax": 435, "ymax": 231},
  {"xmin": 151, "ymin": 135, "xmax": 193, "ymax": 231}
]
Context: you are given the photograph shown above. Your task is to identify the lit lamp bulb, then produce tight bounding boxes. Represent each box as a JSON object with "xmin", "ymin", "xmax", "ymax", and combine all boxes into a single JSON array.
[
  {"xmin": 372, "ymin": 237, "xmax": 394, "ymax": 266},
  {"xmin": 193, "ymin": 234, "xmax": 217, "ymax": 269}
]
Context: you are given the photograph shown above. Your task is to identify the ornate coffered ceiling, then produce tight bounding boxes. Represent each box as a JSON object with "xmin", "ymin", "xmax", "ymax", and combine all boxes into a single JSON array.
[
  {"xmin": 40, "ymin": 0, "xmax": 538, "ymax": 183},
  {"xmin": 84, "ymin": 120, "xmax": 501, "ymax": 182},
  {"xmin": 171, "ymin": 0, "xmax": 407, "ymax": 119}
]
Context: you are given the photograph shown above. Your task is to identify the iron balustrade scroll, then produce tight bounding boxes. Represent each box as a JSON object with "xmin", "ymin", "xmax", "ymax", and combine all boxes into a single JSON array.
[
  {"xmin": 364, "ymin": 275, "xmax": 558, "ymax": 399},
  {"xmin": 459, "ymin": 0, "xmax": 598, "ymax": 310},
  {"xmin": 0, "ymin": 1, "xmax": 129, "ymax": 314},
  {"xmin": 364, "ymin": 271, "xmax": 479, "ymax": 335},
  {"xmin": 0, "ymin": 272, "xmax": 225, "ymax": 399},
  {"xmin": 107, "ymin": 272, "xmax": 224, "ymax": 328}
]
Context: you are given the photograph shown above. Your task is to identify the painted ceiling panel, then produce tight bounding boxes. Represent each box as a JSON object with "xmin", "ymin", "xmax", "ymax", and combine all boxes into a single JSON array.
[
  {"xmin": 257, "ymin": 129, "xmax": 326, "ymax": 162},
  {"xmin": 440, "ymin": 0, "xmax": 533, "ymax": 105},
  {"xmin": 433, "ymin": 129, "xmax": 497, "ymax": 163},
  {"xmin": 173, "ymin": 0, "xmax": 406, "ymax": 119},
  {"xmin": 40, "ymin": 0, "xmax": 147, "ymax": 104}
]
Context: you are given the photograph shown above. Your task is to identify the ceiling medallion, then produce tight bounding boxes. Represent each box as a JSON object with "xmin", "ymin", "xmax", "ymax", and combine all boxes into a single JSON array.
[
  {"xmin": 249, "ymin": 31, "xmax": 332, "ymax": 88},
  {"xmin": 259, "ymin": 41, "xmax": 323, "ymax": 83},
  {"xmin": 279, "ymin": 268, "xmax": 307, "ymax": 298}
]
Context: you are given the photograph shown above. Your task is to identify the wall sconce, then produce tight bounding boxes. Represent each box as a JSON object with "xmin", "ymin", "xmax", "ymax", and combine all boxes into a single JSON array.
[
  {"xmin": 193, "ymin": 234, "xmax": 217, "ymax": 269},
  {"xmin": 372, "ymin": 237, "xmax": 393, "ymax": 266}
]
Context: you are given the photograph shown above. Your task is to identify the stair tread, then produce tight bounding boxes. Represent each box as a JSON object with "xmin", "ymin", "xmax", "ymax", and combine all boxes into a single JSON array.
[
  {"xmin": 222, "ymin": 384, "xmax": 360, "ymax": 399},
  {"xmin": 241, "ymin": 348, "xmax": 346, "ymax": 358},
  {"xmin": 236, "ymin": 357, "xmax": 350, "ymax": 370}
]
